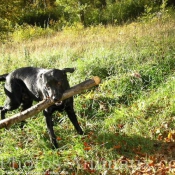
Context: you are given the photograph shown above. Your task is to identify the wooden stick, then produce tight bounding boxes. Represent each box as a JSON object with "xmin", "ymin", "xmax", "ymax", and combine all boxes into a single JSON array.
[{"xmin": 0, "ymin": 76, "xmax": 101, "ymax": 129}]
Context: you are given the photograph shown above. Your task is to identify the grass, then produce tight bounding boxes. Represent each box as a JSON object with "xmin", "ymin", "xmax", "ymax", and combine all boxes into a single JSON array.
[{"xmin": 0, "ymin": 11, "xmax": 175, "ymax": 174}]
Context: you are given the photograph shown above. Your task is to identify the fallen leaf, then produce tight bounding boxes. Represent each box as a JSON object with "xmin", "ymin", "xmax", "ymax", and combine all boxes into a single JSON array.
[
  {"xmin": 10, "ymin": 162, "xmax": 19, "ymax": 169},
  {"xmin": 113, "ymin": 145, "xmax": 121, "ymax": 149},
  {"xmin": 84, "ymin": 147, "xmax": 91, "ymax": 151},
  {"xmin": 57, "ymin": 137, "xmax": 62, "ymax": 141}
]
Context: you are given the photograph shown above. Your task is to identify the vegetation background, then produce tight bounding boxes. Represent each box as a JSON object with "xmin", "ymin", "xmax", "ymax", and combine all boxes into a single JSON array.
[{"xmin": 0, "ymin": 0, "xmax": 175, "ymax": 174}]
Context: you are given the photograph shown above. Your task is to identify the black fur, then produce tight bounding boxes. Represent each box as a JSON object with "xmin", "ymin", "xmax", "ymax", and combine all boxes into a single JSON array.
[
  {"xmin": 0, "ymin": 74, "xmax": 8, "ymax": 81},
  {"xmin": 0, "ymin": 67, "xmax": 83, "ymax": 148}
]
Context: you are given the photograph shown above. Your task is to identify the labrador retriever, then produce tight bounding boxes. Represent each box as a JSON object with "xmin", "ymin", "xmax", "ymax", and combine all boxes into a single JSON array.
[{"xmin": 0, "ymin": 67, "xmax": 83, "ymax": 148}]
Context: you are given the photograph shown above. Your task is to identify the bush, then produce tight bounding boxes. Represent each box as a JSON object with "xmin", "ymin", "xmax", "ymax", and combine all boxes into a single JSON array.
[
  {"xmin": 19, "ymin": 7, "xmax": 63, "ymax": 28},
  {"xmin": 99, "ymin": 0, "xmax": 146, "ymax": 25},
  {"xmin": 12, "ymin": 25, "xmax": 55, "ymax": 41},
  {"xmin": 0, "ymin": 18, "xmax": 13, "ymax": 41}
]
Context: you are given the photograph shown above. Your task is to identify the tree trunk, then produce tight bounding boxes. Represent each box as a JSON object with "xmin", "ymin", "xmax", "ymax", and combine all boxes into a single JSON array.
[
  {"xmin": 100, "ymin": 0, "xmax": 106, "ymax": 8},
  {"xmin": 79, "ymin": 0, "xmax": 86, "ymax": 26}
]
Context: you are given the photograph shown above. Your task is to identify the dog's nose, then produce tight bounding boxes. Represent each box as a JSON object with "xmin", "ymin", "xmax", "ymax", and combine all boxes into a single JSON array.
[
  {"xmin": 52, "ymin": 93, "xmax": 62, "ymax": 102},
  {"xmin": 52, "ymin": 96, "xmax": 59, "ymax": 102}
]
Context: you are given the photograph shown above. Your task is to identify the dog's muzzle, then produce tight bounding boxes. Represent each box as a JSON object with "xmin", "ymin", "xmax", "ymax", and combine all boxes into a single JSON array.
[
  {"xmin": 52, "ymin": 94, "xmax": 63, "ymax": 105},
  {"xmin": 55, "ymin": 101, "xmax": 63, "ymax": 106}
]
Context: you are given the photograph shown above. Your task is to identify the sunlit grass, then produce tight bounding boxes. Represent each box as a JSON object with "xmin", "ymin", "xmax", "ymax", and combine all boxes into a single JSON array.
[{"xmin": 0, "ymin": 13, "xmax": 175, "ymax": 174}]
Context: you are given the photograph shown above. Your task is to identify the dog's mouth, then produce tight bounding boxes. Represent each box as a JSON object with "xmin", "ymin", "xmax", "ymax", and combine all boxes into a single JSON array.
[{"xmin": 55, "ymin": 101, "xmax": 62, "ymax": 106}]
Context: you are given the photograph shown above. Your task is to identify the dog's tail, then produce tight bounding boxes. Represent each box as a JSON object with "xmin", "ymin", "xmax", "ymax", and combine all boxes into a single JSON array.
[{"xmin": 0, "ymin": 73, "xmax": 8, "ymax": 81}]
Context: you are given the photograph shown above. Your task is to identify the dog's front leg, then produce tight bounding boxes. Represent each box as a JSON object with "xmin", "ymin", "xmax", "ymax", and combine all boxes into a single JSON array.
[
  {"xmin": 0, "ymin": 107, "xmax": 7, "ymax": 120},
  {"xmin": 43, "ymin": 110, "xmax": 58, "ymax": 149},
  {"xmin": 65, "ymin": 105, "xmax": 84, "ymax": 135}
]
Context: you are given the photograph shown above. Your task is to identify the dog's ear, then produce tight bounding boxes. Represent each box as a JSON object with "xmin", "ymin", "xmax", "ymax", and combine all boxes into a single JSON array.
[
  {"xmin": 39, "ymin": 73, "xmax": 46, "ymax": 82},
  {"xmin": 62, "ymin": 68, "xmax": 75, "ymax": 74},
  {"xmin": 40, "ymin": 73, "xmax": 43, "ymax": 79}
]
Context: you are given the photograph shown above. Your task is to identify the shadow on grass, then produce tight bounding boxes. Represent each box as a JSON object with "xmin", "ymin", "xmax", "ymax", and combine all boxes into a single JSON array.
[
  {"xmin": 96, "ymin": 132, "xmax": 175, "ymax": 159},
  {"xmin": 46, "ymin": 125, "xmax": 175, "ymax": 165}
]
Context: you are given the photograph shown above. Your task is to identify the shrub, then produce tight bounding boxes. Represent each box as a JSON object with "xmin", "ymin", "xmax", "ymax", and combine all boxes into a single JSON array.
[
  {"xmin": 12, "ymin": 25, "xmax": 55, "ymax": 41},
  {"xmin": 19, "ymin": 7, "xmax": 63, "ymax": 28},
  {"xmin": 0, "ymin": 18, "xmax": 13, "ymax": 41},
  {"xmin": 100, "ymin": 0, "xmax": 146, "ymax": 25}
]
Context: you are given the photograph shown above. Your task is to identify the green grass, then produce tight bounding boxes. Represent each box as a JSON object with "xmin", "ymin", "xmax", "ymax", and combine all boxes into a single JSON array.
[{"xmin": 1, "ymin": 12, "xmax": 175, "ymax": 174}]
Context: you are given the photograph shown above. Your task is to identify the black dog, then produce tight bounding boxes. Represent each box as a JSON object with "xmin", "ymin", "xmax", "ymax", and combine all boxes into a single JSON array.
[{"xmin": 0, "ymin": 67, "xmax": 83, "ymax": 148}]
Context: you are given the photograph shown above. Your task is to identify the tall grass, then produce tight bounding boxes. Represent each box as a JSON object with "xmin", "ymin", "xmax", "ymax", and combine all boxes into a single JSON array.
[{"xmin": 0, "ymin": 12, "xmax": 175, "ymax": 174}]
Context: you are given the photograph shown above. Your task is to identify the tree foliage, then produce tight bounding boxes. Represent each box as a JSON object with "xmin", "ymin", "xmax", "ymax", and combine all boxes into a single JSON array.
[
  {"xmin": 0, "ymin": 0, "xmax": 23, "ymax": 40},
  {"xmin": 0, "ymin": 0, "xmax": 174, "ymax": 36}
]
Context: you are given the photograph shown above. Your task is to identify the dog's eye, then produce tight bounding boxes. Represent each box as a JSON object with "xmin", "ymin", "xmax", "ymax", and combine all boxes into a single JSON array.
[
  {"xmin": 46, "ymin": 85, "xmax": 51, "ymax": 90},
  {"xmin": 57, "ymin": 82, "xmax": 62, "ymax": 86}
]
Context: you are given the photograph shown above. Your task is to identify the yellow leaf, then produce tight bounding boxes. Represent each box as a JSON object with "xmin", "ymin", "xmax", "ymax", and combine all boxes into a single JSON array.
[{"xmin": 168, "ymin": 132, "xmax": 172, "ymax": 139}]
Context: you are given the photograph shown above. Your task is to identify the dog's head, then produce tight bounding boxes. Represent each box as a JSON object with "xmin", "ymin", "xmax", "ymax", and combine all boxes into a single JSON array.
[{"xmin": 39, "ymin": 68, "xmax": 75, "ymax": 102}]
